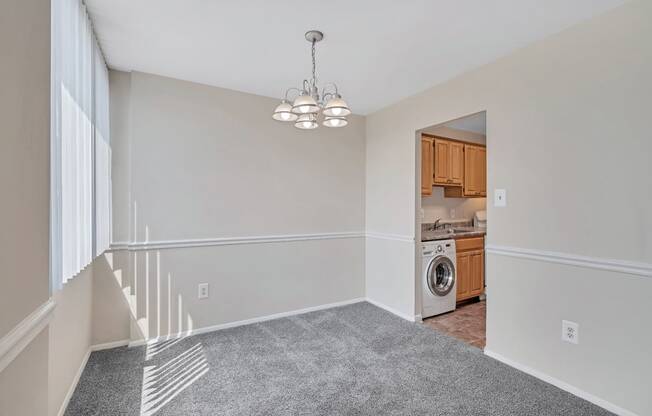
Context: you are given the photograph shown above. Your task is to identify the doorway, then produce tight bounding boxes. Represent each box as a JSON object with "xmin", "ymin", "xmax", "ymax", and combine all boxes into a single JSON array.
[{"xmin": 416, "ymin": 111, "xmax": 487, "ymax": 348}]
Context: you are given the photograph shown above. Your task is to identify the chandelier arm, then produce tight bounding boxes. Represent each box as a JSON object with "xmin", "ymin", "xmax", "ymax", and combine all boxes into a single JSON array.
[
  {"xmin": 321, "ymin": 83, "xmax": 339, "ymax": 100},
  {"xmin": 283, "ymin": 87, "xmax": 302, "ymax": 102},
  {"xmin": 302, "ymin": 79, "xmax": 311, "ymax": 94}
]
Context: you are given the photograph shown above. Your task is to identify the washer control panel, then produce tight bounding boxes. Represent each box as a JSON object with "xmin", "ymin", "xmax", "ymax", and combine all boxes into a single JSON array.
[{"xmin": 422, "ymin": 239, "xmax": 456, "ymax": 256}]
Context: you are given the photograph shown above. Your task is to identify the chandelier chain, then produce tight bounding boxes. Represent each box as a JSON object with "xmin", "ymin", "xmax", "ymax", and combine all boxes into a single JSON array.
[{"xmin": 311, "ymin": 39, "xmax": 316, "ymax": 87}]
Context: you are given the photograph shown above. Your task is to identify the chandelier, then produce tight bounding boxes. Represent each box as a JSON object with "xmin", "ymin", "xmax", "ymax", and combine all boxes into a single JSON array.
[{"xmin": 272, "ymin": 30, "xmax": 351, "ymax": 129}]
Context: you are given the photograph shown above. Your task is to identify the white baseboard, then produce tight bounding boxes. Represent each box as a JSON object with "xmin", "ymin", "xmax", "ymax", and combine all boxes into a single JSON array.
[
  {"xmin": 90, "ymin": 339, "xmax": 130, "ymax": 351},
  {"xmin": 484, "ymin": 349, "xmax": 638, "ymax": 416},
  {"xmin": 56, "ymin": 349, "xmax": 91, "ymax": 416},
  {"xmin": 128, "ymin": 297, "xmax": 367, "ymax": 347},
  {"xmin": 364, "ymin": 297, "xmax": 419, "ymax": 322}
]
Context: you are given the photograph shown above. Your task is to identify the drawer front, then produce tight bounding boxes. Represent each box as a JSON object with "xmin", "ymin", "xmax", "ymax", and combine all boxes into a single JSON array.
[{"xmin": 456, "ymin": 236, "xmax": 484, "ymax": 252}]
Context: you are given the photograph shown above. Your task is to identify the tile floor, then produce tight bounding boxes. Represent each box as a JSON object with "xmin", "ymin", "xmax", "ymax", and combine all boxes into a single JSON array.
[{"xmin": 423, "ymin": 299, "xmax": 486, "ymax": 348}]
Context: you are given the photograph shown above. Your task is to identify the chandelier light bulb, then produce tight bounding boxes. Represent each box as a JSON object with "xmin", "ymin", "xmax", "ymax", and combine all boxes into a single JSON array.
[
  {"xmin": 292, "ymin": 93, "xmax": 319, "ymax": 115},
  {"xmin": 272, "ymin": 100, "xmax": 298, "ymax": 122},
  {"xmin": 323, "ymin": 96, "xmax": 351, "ymax": 117},
  {"xmin": 323, "ymin": 116, "xmax": 348, "ymax": 128},
  {"xmin": 295, "ymin": 114, "xmax": 319, "ymax": 130}
]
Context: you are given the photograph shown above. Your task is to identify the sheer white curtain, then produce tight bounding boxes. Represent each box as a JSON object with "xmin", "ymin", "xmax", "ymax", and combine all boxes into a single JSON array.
[
  {"xmin": 94, "ymin": 38, "xmax": 111, "ymax": 257},
  {"xmin": 51, "ymin": 0, "xmax": 111, "ymax": 291}
]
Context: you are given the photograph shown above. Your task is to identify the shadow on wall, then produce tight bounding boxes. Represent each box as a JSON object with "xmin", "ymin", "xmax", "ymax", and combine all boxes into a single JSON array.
[
  {"xmin": 95, "ymin": 196, "xmax": 201, "ymax": 344},
  {"xmin": 93, "ymin": 214, "xmax": 211, "ymax": 414},
  {"xmin": 95, "ymin": 245, "xmax": 197, "ymax": 344}
]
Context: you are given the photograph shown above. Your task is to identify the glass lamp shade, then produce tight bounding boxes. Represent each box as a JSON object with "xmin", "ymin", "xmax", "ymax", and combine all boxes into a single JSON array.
[
  {"xmin": 294, "ymin": 114, "xmax": 319, "ymax": 130},
  {"xmin": 292, "ymin": 94, "xmax": 320, "ymax": 114},
  {"xmin": 323, "ymin": 116, "xmax": 348, "ymax": 128},
  {"xmin": 322, "ymin": 96, "xmax": 351, "ymax": 117},
  {"xmin": 272, "ymin": 101, "xmax": 298, "ymax": 121}
]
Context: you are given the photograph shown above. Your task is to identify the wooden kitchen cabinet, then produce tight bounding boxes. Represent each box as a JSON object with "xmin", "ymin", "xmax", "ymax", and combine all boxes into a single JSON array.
[
  {"xmin": 449, "ymin": 142, "xmax": 464, "ymax": 185},
  {"xmin": 433, "ymin": 138, "xmax": 464, "ymax": 186},
  {"xmin": 463, "ymin": 144, "xmax": 486, "ymax": 197},
  {"xmin": 422, "ymin": 134, "xmax": 486, "ymax": 199},
  {"xmin": 421, "ymin": 137, "xmax": 434, "ymax": 196},
  {"xmin": 455, "ymin": 237, "xmax": 485, "ymax": 302},
  {"xmin": 456, "ymin": 251, "xmax": 471, "ymax": 299}
]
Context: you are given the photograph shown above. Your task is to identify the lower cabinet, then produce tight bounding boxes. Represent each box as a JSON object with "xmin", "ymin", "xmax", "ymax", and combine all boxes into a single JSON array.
[{"xmin": 456, "ymin": 237, "xmax": 485, "ymax": 302}]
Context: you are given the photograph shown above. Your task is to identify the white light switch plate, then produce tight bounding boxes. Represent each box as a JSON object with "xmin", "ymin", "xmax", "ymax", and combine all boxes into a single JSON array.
[{"xmin": 494, "ymin": 189, "xmax": 507, "ymax": 207}]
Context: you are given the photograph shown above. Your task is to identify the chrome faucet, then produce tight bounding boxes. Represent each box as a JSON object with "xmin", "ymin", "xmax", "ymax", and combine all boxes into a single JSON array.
[{"xmin": 433, "ymin": 218, "xmax": 441, "ymax": 230}]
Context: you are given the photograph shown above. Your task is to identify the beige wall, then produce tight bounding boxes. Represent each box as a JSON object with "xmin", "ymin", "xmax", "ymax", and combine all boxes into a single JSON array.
[
  {"xmin": 0, "ymin": 0, "xmax": 51, "ymax": 338},
  {"xmin": 0, "ymin": 0, "xmax": 51, "ymax": 415},
  {"xmin": 94, "ymin": 71, "xmax": 367, "ymax": 343},
  {"xmin": 48, "ymin": 266, "xmax": 94, "ymax": 416},
  {"xmin": 366, "ymin": 1, "xmax": 651, "ymax": 414},
  {"xmin": 0, "ymin": 331, "xmax": 49, "ymax": 416}
]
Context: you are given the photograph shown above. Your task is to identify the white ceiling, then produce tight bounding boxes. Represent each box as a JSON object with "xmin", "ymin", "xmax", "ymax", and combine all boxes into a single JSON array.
[{"xmin": 86, "ymin": 0, "xmax": 625, "ymax": 115}]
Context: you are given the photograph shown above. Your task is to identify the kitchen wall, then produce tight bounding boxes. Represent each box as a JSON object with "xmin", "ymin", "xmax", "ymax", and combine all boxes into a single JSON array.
[
  {"xmin": 93, "ymin": 71, "xmax": 366, "ymax": 343},
  {"xmin": 0, "ymin": 0, "xmax": 51, "ymax": 414},
  {"xmin": 421, "ymin": 187, "xmax": 486, "ymax": 223},
  {"xmin": 366, "ymin": 1, "xmax": 651, "ymax": 415}
]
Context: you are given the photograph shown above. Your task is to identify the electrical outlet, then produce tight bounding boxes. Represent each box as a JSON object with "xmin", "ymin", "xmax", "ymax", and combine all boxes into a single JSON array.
[
  {"xmin": 198, "ymin": 283, "xmax": 209, "ymax": 299},
  {"xmin": 561, "ymin": 320, "xmax": 579, "ymax": 344},
  {"xmin": 450, "ymin": 208, "xmax": 456, "ymax": 219}
]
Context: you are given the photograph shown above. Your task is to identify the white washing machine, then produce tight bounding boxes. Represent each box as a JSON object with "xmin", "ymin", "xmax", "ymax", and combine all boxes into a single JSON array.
[{"xmin": 421, "ymin": 239, "xmax": 457, "ymax": 318}]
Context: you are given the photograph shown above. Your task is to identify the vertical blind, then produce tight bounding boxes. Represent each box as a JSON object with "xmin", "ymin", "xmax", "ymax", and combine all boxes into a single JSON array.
[{"xmin": 51, "ymin": 0, "xmax": 111, "ymax": 291}]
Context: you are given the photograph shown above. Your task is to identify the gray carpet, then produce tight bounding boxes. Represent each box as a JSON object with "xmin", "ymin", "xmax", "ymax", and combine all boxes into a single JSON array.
[{"xmin": 66, "ymin": 302, "xmax": 612, "ymax": 415}]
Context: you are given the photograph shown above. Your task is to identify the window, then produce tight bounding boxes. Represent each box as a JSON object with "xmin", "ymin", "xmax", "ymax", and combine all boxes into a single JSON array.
[{"xmin": 51, "ymin": 0, "xmax": 111, "ymax": 291}]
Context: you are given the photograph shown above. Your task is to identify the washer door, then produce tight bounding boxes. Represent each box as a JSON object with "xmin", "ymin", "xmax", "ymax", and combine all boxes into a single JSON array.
[{"xmin": 426, "ymin": 256, "xmax": 455, "ymax": 297}]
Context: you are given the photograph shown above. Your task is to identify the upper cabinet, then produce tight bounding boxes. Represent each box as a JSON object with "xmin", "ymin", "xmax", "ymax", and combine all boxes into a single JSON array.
[
  {"xmin": 433, "ymin": 139, "xmax": 464, "ymax": 186},
  {"xmin": 422, "ymin": 134, "xmax": 486, "ymax": 198},
  {"xmin": 450, "ymin": 142, "xmax": 465, "ymax": 185},
  {"xmin": 421, "ymin": 137, "xmax": 434, "ymax": 196},
  {"xmin": 463, "ymin": 144, "xmax": 486, "ymax": 197}
]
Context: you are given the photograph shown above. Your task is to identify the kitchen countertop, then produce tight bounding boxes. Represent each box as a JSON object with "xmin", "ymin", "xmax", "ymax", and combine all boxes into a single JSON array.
[{"xmin": 421, "ymin": 226, "xmax": 486, "ymax": 242}]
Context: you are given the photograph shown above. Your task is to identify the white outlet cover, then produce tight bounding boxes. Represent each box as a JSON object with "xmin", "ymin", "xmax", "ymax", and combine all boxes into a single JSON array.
[
  {"xmin": 494, "ymin": 189, "xmax": 507, "ymax": 207},
  {"xmin": 198, "ymin": 283, "xmax": 209, "ymax": 299},
  {"xmin": 561, "ymin": 320, "xmax": 579, "ymax": 344}
]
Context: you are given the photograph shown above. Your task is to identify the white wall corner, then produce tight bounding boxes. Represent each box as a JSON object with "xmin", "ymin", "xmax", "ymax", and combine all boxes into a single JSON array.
[
  {"xmin": 90, "ymin": 339, "xmax": 130, "ymax": 352},
  {"xmin": 56, "ymin": 349, "xmax": 91, "ymax": 416},
  {"xmin": 365, "ymin": 297, "xmax": 419, "ymax": 322}
]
